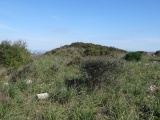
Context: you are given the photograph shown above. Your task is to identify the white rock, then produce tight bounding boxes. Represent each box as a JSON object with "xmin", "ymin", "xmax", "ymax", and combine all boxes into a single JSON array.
[
  {"xmin": 36, "ymin": 93, "xmax": 49, "ymax": 100},
  {"xmin": 4, "ymin": 82, "xmax": 9, "ymax": 85},
  {"xmin": 26, "ymin": 80, "xmax": 32, "ymax": 84},
  {"xmin": 148, "ymin": 85, "xmax": 158, "ymax": 92},
  {"xmin": 152, "ymin": 61, "xmax": 157, "ymax": 63},
  {"xmin": 137, "ymin": 62, "xmax": 141, "ymax": 65}
]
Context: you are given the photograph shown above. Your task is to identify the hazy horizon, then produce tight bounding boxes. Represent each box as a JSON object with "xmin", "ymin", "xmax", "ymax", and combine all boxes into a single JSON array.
[{"xmin": 0, "ymin": 0, "xmax": 160, "ymax": 52}]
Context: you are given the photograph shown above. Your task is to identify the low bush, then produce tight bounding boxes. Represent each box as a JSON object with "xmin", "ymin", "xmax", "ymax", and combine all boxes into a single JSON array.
[
  {"xmin": 80, "ymin": 57, "xmax": 124, "ymax": 90},
  {"xmin": 0, "ymin": 40, "xmax": 31, "ymax": 68},
  {"xmin": 66, "ymin": 56, "xmax": 82, "ymax": 66},
  {"xmin": 125, "ymin": 52, "xmax": 142, "ymax": 61},
  {"xmin": 155, "ymin": 50, "xmax": 160, "ymax": 56}
]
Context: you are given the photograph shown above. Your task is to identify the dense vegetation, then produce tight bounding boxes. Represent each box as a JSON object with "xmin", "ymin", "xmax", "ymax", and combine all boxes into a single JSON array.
[
  {"xmin": 46, "ymin": 42, "xmax": 127, "ymax": 57},
  {"xmin": 0, "ymin": 41, "xmax": 160, "ymax": 120},
  {"xmin": 125, "ymin": 52, "xmax": 142, "ymax": 61},
  {"xmin": 0, "ymin": 40, "xmax": 31, "ymax": 68},
  {"xmin": 155, "ymin": 50, "xmax": 160, "ymax": 56}
]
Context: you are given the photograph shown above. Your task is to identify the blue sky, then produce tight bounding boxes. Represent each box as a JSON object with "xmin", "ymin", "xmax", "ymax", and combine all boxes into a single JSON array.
[{"xmin": 0, "ymin": 0, "xmax": 160, "ymax": 52}]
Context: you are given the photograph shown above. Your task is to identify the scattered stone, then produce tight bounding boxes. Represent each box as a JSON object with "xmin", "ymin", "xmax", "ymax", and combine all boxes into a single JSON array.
[
  {"xmin": 137, "ymin": 62, "xmax": 141, "ymax": 65},
  {"xmin": 152, "ymin": 61, "xmax": 157, "ymax": 63},
  {"xmin": 26, "ymin": 80, "xmax": 32, "ymax": 84},
  {"xmin": 148, "ymin": 85, "xmax": 158, "ymax": 92},
  {"xmin": 36, "ymin": 93, "xmax": 49, "ymax": 100},
  {"xmin": 4, "ymin": 82, "xmax": 9, "ymax": 85}
]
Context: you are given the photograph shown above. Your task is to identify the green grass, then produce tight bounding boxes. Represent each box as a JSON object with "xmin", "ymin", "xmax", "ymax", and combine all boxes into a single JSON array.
[{"xmin": 0, "ymin": 44, "xmax": 160, "ymax": 120}]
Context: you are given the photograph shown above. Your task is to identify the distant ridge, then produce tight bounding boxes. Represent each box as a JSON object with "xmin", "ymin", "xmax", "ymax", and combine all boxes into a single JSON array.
[{"xmin": 45, "ymin": 42, "xmax": 127, "ymax": 56}]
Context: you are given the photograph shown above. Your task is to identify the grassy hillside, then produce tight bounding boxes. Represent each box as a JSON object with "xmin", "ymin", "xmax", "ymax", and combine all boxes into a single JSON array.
[
  {"xmin": 0, "ymin": 42, "xmax": 160, "ymax": 120},
  {"xmin": 45, "ymin": 42, "xmax": 127, "ymax": 57}
]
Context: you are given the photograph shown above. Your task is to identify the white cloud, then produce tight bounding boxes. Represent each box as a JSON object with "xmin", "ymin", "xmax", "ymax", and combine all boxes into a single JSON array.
[{"xmin": 0, "ymin": 24, "xmax": 14, "ymax": 30}]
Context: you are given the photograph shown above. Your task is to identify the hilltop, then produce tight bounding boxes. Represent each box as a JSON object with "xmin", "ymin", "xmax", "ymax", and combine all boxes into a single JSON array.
[{"xmin": 45, "ymin": 42, "xmax": 127, "ymax": 56}]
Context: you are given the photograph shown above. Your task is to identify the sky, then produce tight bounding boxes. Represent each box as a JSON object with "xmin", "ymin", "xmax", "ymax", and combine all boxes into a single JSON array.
[{"xmin": 0, "ymin": 0, "xmax": 160, "ymax": 52}]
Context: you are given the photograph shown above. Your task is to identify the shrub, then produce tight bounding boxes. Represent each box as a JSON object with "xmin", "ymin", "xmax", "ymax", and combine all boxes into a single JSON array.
[
  {"xmin": 155, "ymin": 50, "xmax": 160, "ymax": 56},
  {"xmin": 125, "ymin": 52, "xmax": 142, "ymax": 61},
  {"xmin": 66, "ymin": 56, "xmax": 82, "ymax": 66},
  {"xmin": 80, "ymin": 57, "xmax": 124, "ymax": 90},
  {"xmin": 0, "ymin": 40, "xmax": 31, "ymax": 68}
]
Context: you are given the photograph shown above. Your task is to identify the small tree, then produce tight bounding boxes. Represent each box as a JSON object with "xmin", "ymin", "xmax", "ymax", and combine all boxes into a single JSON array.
[
  {"xmin": 125, "ymin": 52, "xmax": 142, "ymax": 61},
  {"xmin": 0, "ymin": 40, "xmax": 31, "ymax": 68}
]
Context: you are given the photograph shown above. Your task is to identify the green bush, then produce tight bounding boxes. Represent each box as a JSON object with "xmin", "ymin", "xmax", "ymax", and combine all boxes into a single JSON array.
[
  {"xmin": 0, "ymin": 40, "xmax": 31, "ymax": 68},
  {"xmin": 125, "ymin": 52, "xmax": 142, "ymax": 61},
  {"xmin": 67, "ymin": 56, "xmax": 82, "ymax": 66},
  {"xmin": 155, "ymin": 50, "xmax": 160, "ymax": 56},
  {"xmin": 80, "ymin": 57, "xmax": 124, "ymax": 90}
]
